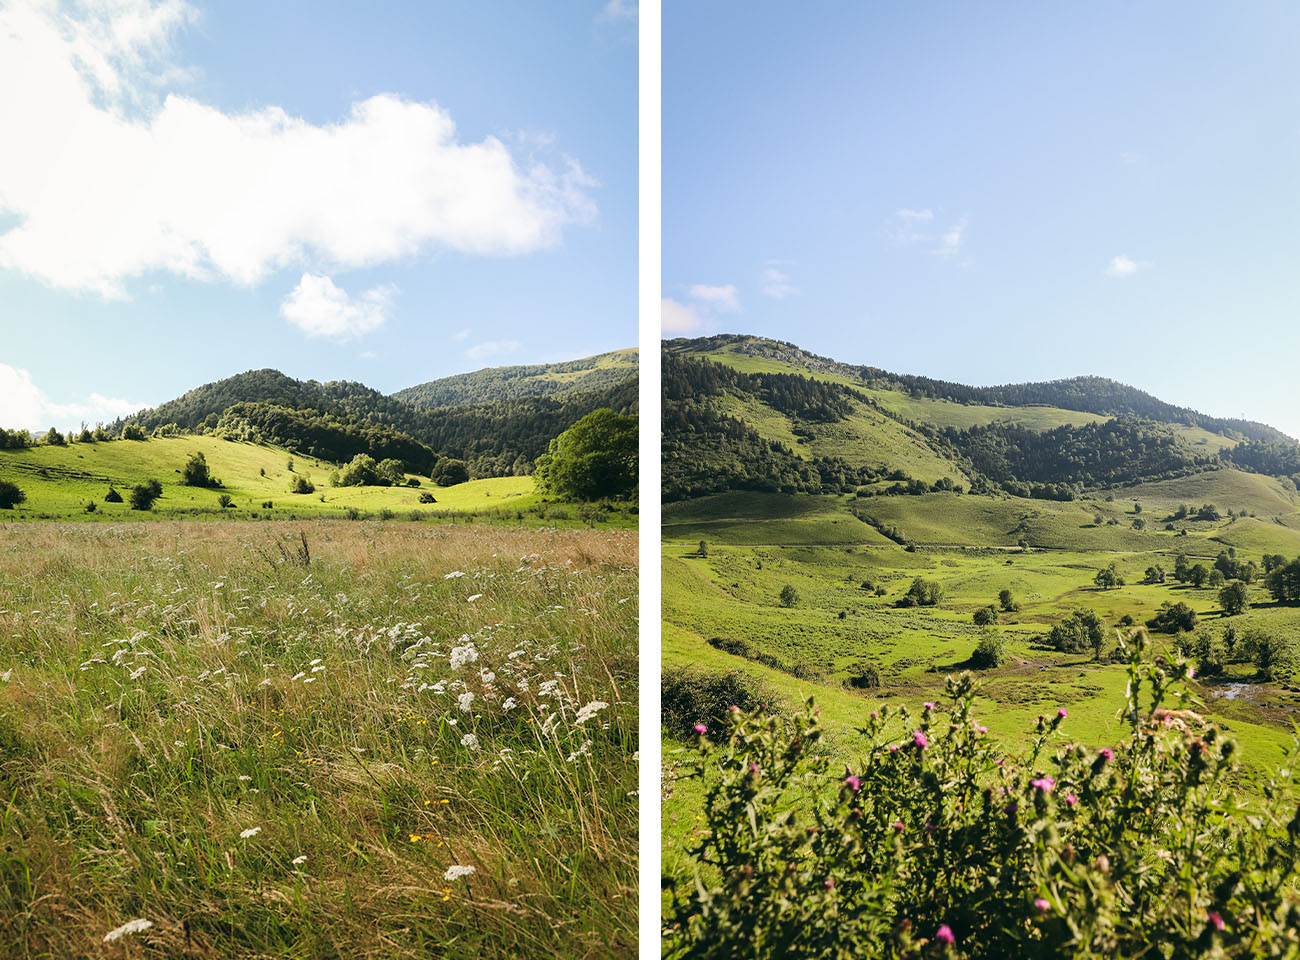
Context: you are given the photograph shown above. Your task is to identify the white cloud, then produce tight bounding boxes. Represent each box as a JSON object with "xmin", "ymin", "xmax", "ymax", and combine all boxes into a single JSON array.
[
  {"xmin": 688, "ymin": 283, "xmax": 740, "ymax": 313},
  {"xmin": 464, "ymin": 339, "xmax": 521, "ymax": 363},
  {"xmin": 1105, "ymin": 255, "xmax": 1147, "ymax": 278},
  {"xmin": 0, "ymin": 363, "xmax": 145, "ymax": 431},
  {"xmin": 936, "ymin": 217, "xmax": 967, "ymax": 258},
  {"xmin": 453, "ymin": 327, "xmax": 471, "ymax": 341},
  {"xmin": 0, "ymin": 0, "xmax": 597, "ymax": 297},
  {"xmin": 599, "ymin": 0, "xmax": 637, "ymax": 21},
  {"xmin": 280, "ymin": 273, "xmax": 395, "ymax": 341},
  {"xmin": 760, "ymin": 265, "xmax": 797, "ymax": 299},
  {"xmin": 661, "ymin": 297, "xmax": 704, "ymax": 336}
]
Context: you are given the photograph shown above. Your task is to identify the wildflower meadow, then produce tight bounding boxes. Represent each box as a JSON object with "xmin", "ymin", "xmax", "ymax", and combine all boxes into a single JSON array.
[{"xmin": 0, "ymin": 520, "xmax": 637, "ymax": 959}]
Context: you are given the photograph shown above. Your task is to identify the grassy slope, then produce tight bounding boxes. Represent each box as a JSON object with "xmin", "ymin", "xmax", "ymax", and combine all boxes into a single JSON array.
[
  {"xmin": 0, "ymin": 436, "xmax": 630, "ymax": 525},
  {"xmin": 0, "ymin": 522, "xmax": 638, "ymax": 959},
  {"xmin": 395, "ymin": 349, "xmax": 638, "ymax": 407}
]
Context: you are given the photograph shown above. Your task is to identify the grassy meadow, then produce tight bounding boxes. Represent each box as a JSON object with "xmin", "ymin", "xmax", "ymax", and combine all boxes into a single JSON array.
[
  {"xmin": 662, "ymin": 476, "xmax": 1300, "ymax": 882},
  {"xmin": 0, "ymin": 521, "xmax": 638, "ymax": 959},
  {"xmin": 0, "ymin": 436, "xmax": 634, "ymax": 528}
]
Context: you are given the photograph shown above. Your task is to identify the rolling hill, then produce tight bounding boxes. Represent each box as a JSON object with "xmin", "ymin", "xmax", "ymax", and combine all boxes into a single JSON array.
[{"xmin": 394, "ymin": 348, "xmax": 638, "ymax": 408}]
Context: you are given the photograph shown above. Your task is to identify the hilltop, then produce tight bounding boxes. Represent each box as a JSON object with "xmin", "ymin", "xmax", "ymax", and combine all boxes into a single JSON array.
[{"xmin": 395, "ymin": 348, "xmax": 638, "ymax": 408}]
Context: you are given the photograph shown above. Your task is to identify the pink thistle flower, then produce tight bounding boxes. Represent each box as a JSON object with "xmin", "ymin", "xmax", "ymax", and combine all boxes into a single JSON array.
[
  {"xmin": 893, "ymin": 821, "xmax": 905, "ymax": 832},
  {"xmin": 923, "ymin": 701, "xmax": 936, "ymax": 710},
  {"xmin": 694, "ymin": 723, "xmax": 707, "ymax": 735},
  {"xmin": 1207, "ymin": 911, "xmax": 1225, "ymax": 931},
  {"xmin": 889, "ymin": 744, "xmax": 899, "ymax": 752},
  {"xmin": 844, "ymin": 775, "xmax": 861, "ymax": 792},
  {"xmin": 1065, "ymin": 793, "xmax": 1078, "ymax": 807},
  {"xmin": 1034, "ymin": 897, "xmax": 1050, "ymax": 911},
  {"xmin": 1004, "ymin": 802, "xmax": 1019, "ymax": 814},
  {"xmin": 1031, "ymin": 777, "xmax": 1056, "ymax": 793},
  {"xmin": 935, "ymin": 925, "xmax": 955, "ymax": 945},
  {"xmin": 750, "ymin": 762, "xmax": 762, "ymax": 776},
  {"xmin": 1057, "ymin": 708, "xmax": 1068, "ymax": 719},
  {"xmin": 1099, "ymin": 747, "xmax": 1114, "ymax": 761},
  {"xmin": 825, "ymin": 878, "xmax": 835, "ymax": 890},
  {"xmin": 913, "ymin": 730, "xmax": 929, "ymax": 749},
  {"xmin": 976, "ymin": 724, "xmax": 988, "ymax": 734}
]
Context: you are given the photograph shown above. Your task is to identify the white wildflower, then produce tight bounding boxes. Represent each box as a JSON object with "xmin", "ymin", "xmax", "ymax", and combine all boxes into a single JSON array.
[
  {"xmin": 460, "ymin": 733, "xmax": 480, "ymax": 751},
  {"xmin": 292, "ymin": 855, "xmax": 307, "ymax": 866},
  {"xmin": 457, "ymin": 691, "xmax": 476, "ymax": 713},
  {"xmin": 238, "ymin": 775, "xmax": 252, "ymax": 782},
  {"xmin": 0, "ymin": 670, "xmax": 10, "ymax": 682},
  {"xmin": 466, "ymin": 593, "xmax": 483, "ymax": 602},
  {"xmin": 239, "ymin": 827, "xmax": 261, "ymax": 839},
  {"xmin": 309, "ymin": 658, "xmax": 323, "ymax": 666},
  {"xmin": 129, "ymin": 665, "xmax": 147, "ymax": 680},
  {"xmin": 444, "ymin": 571, "xmax": 466, "ymax": 579},
  {"xmin": 103, "ymin": 918, "xmax": 153, "ymax": 942},
  {"xmin": 574, "ymin": 701, "xmax": 609, "ymax": 725},
  {"xmin": 502, "ymin": 697, "xmax": 518, "ymax": 712},
  {"xmin": 444, "ymin": 864, "xmax": 476, "ymax": 881},
  {"xmin": 449, "ymin": 643, "xmax": 478, "ymax": 670}
]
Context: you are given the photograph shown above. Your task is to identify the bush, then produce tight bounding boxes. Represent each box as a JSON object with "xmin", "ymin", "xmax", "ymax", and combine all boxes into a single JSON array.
[
  {"xmin": 216, "ymin": 494, "xmax": 233, "ymax": 509},
  {"xmin": 418, "ymin": 491, "xmax": 437, "ymax": 504},
  {"xmin": 846, "ymin": 662, "xmax": 880, "ymax": 689},
  {"xmin": 289, "ymin": 475, "xmax": 315, "ymax": 494},
  {"xmin": 104, "ymin": 487, "xmax": 123, "ymax": 503},
  {"xmin": 181, "ymin": 451, "xmax": 218, "ymax": 487},
  {"xmin": 972, "ymin": 605, "xmax": 999, "ymax": 627},
  {"xmin": 336, "ymin": 454, "xmax": 382, "ymax": 487},
  {"xmin": 0, "ymin": 480, "xmax": 25, "ymax": 509},
  {"xmin": 997, "ymin": 589, "xmax": 1019, "ymax": 613},
  {"xmin": 1241, "ymin": 628, "xmax": 1295, "ymax": 681},
  {"xmin": 666, "ymin": 640, "xmax": 1300, "ymax": 959},
  {"xmin": 1220, "ymin": 581, "xmax": 1250, "ymax": 616},
  {"xmin": 779, "ymin": 584, "xmax": 800, "ymax": 608},
  {"xmin": 120, "ymin": 424, "xmax": 146, "ymax": 440},
  {"xmin": 431, "ymin": 458, "xmax": 470, "ymax": 487},
  {"xmin": 1146, "ymin": 601, "xmax": 1199, "ymax": 635},
  {"xmin": 898, "ymin": 577, "xmax": 943, "ymax": 608},
  {"xmin": 661, "ymin": 667, "xmax": 774, "ymax": 740},
  {"xmin": 1048, "ymin": 609, "xmax": 1105, "ymax": 655},
  {"xmin": 970, "ymin": 629, "xmax": 1005, "ymax": 668},
  {"xmin": 128, "ymin": 483, "xmax": 160, "ymax": 511}
]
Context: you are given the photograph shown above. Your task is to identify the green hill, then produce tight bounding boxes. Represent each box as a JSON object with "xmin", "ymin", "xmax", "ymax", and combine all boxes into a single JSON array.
[
  {"xmin": 394, "ymin": 348, "xmax": 638, "ymax": 408},
  {"xmin": 661, "ymin": 333, "xmax": 1300, "ymax": 827}
]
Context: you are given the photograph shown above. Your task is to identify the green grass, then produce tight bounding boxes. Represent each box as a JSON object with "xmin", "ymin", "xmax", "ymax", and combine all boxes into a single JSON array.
[
  {"xmin": 662, "ymin": 482, "xmax": 1300, "ymax": 884},
  {"xmin": 0, "ymin": 521, "xmax": 638, "ymax": 959},
  {"xmin": 0, "ymin": 436, "xmax": 634, "ymax": 528}
]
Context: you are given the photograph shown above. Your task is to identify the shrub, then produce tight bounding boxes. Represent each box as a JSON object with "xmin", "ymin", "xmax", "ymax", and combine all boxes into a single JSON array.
[
  {"xmin": 378, "ymin": 508, "xmax": 396, "ymax": 521},
  {"xmin": 418, "ymin": 492, "xmax": 437, "ymax": 504},
  {"xmin": 181, "ymin": 451, "xmax": 217, "ymax": 487},
  {"xmin": 666, "ymin": 641, "xmax": 1300, "ymax": 959},
  {"xmin": 84, "ymin": 500, "xmax": 96, "ymax": 513},
  {"xmin": 104, "ymin": 487, "xmax": 123, "ymax": 503},
  {"xmin": 969, "ymin": 629, "xmax": 1005, "ymax": 668},
  {"xmin": 120, "ymin": 424, "xmax": 146, "ymax": 440},
  {"xmin": 0, "ymin": 480, "xmax": 25, "ymax": 509},
  {"xmin": 661, "ymin": 667, "xmax": 774, "ymax": 740},
  {"xmin": 997, "ymin": 589, "xmax": 1019, "ymax": 613},
  {"xmin": 336, "ymin": 454, "xmax": 382, "ymax": 487},
  {"xmin": 128, "ymin": 483, "xmax": 160, "ymax": 511},
  {"xmin": 1241, "ymin": 628, "xmax": 1295, "ymax": 681},
  {"xmin": 846, "ymin": 662, "xmax": 880, "ymax": 689},
  {"xmin": 216, "ymin": 494, "xmax": 233, "ymax": 509},
  {"xmin": 1047, "ymin": 609, "xmax": 1105, "ymax": 655},
  {"xmin": 779, "ymin": 584, "xmax": 800, "ymax": 608},
  {"xmin": 898, "ymin": 577, "xmax": 943, "ymax": 608},
  {"xmin": 1146, "ymin": 601, "xmax": 1199, "ymax": 635},
  {"xmin": 289, "ymin": 475, "xmax": 315, "ymax": 494},
  {"xmin": 972, "ymin": 605, "xmax": 999, "ymax": 627}
]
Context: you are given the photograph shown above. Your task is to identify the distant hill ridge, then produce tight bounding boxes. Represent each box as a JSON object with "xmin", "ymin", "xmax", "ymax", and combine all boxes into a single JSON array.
[
  {"xmin": 395, "ymin": 348, "xmax": 638, "ymax": 409},
  {"xmin": 115, "ymin": 350, "xmax": 637, "ymax": 477},
  {"xmin": 668, "ymin": 334, "xmax": 1292, "ymax": 446}
]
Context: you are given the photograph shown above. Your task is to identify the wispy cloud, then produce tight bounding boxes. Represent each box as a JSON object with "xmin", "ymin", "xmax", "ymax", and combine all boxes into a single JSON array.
[
  {"xmin": 464, "ymin": 339, "xmax": 522, "ymax": 362},
  {"xmin": 760, "ymin": 263, "xmax": 798, "ymax": 299},
  {"xmin": 0, "ymin": 0, "xmax": 597, "ymax": 297},
  {"xmin": 661, "ymin": 297, "xmax": 704, "ymax": 336},
  {"xmin": 598, "ymin": 0, "xmax": 637, "ymax": 22},
  {"xmin": 453, "ymin": 328, "xmax": 471, "ymax": 342},
  {"xmin": 1105, "ymin": 254, "xmax": 1149, "ymax": 278},
  {"xmin": 0, "ymin": 363, "xmax": 146, "ymax": 431},
  {"xmin": 687, "ymin": 282, "xmax": 740, "ymax": 313},
  {"xmin": 936, "ymin": 217, "xmax": 967, "ymax": 258},
  {"xmin": 280, "ymin": 274, "xmax": 395, "ymax": 341}
]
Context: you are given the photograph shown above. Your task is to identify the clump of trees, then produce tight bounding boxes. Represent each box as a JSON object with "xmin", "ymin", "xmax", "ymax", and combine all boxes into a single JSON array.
[
  {"xmin": 973, "ymin": 605, "xmax": 999, "ymax": 626},
  {"xmin": 431, "ymin": 458, "xmax": 469, "ymax": 487},
  {"xmin": 1094, "ymin": 562, "xmax": 1125, "ymax": 590},
  {"xmin": 129, "ymin": 480, "xmax": 163, "ymax": 511},
  {"xmin": 1048, "ymin": 609, "xmax": 1105, "ymax": 657},
  {"xmin": 289, "ymin": 475, "xmax": 315, "ymax": 494},
  {"xmin": 533, "ymin": 408, "xmax": 637, "ymax": 500},
  {"xmin": 897, "ymin": 578, "xmax": 943, "ymax": 608},
  {"xmin": 1146, "ymin": 601, "xmax": 1198, "ymax": 634},
  {"xmin": 970, "ymin": 629, "xmax": 1005, "ymax": 668}
]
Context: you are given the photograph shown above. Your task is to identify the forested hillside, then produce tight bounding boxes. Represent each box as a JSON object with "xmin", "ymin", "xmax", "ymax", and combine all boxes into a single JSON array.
[{"xmin": 395, "ymin": 349, "xmax": 637, "ymax": 408}]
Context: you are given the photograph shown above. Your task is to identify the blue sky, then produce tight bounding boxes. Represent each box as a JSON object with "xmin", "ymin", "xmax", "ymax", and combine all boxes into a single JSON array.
[
  {"xmin": 664, "ymin": 1, "xmax": 1300, "ymax": 441},
  {"xmin": 0, "ymin": 0, "xmax": 636, "ymax": 431}
]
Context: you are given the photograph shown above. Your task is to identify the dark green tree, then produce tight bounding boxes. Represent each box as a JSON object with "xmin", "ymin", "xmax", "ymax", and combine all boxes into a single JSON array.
[{"xmin": 533, "ymin": 408, "xmax": 637, "ymax": 501}]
